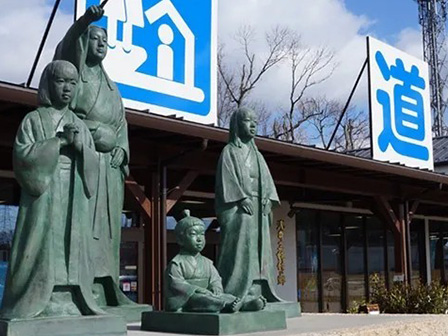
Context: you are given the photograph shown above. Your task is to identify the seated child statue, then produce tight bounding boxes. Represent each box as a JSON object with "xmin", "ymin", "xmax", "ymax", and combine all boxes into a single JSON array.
[{"xmin": 165, "ymin": 210, "xmax": 266, "ymax": 313}]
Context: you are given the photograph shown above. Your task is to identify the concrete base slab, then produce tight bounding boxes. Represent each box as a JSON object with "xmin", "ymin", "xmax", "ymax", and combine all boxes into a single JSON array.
[
  {"xmin": 0, "ymin": 314, "xmax": 126, "ymax": 336},
  {"xmin": 129, "ymin": 313, "xmax": 448, "ymax": 336},
  {"xmin": 141, "ymin": 310, "xmax": 287, "ymax": 335},
  {"xmin": 265, "ymin": 302, "xmax": 301, "ymax": 318},
  {"xmin": 104, "ymin": 303, "xmax": 152, "ymax": 323}
]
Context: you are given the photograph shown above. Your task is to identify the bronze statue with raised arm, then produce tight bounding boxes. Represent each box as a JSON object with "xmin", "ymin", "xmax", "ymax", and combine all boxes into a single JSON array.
[{"xmin": 53, "ymin": 5, "xmax": 151, "ymax": 321}]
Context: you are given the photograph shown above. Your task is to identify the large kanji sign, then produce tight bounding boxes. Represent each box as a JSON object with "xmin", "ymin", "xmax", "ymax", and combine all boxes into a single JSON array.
[{"xmin": 368, "ymin": 36, "xmax": 433, "ymax": 170}]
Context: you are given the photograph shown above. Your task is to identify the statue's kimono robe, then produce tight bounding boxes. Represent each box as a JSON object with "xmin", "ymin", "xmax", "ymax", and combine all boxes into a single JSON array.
[
  {"xmin": 215, "ymin": 141, "xmax": 282, "ymax": 301},
  {"xmin": 0, "ymin": 107, "xmax": 101, "ymax": 319},
  {"xmin": 165, "ymin": 254, "xmax": 236, "ymax": 312},
  {"xmin": 54, "ymin": 18, "xmax": 130, "ymax": 303}
]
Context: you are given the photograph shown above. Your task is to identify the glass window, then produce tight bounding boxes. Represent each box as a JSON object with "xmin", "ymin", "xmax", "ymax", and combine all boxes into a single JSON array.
[
  {"xmin": 119, "ymin": 242, "xmax": 139, "ymax": 302},
  {"xmin": 410, "ymin": 219, "xmax": 426, "ymax": 286},
  {"xmin": 0, "ymin": 205, "xmax": 18, "ymax": 303},
  {"xmin": 121, "ymin": 211, "xmax": 140, "ymax": 228},
  {"xmin": 444, "ymin": 229, "xmax": 448, "ymax": 283},
  {"xmin": 366, "ymin": 216, "xmax": 386, "ymax": 292},
  {"xmin": 296, "ymin": 209, "xmax": 319, "ymax": 312},
  {"xmin": 321, "ymin": 212, "xmax": 342, "ymax": 312},
  {"xmin": 429, "ymin": 221, "xmax": 445, "ymax": 283},
  {"xmin": 345, "ymin": 214, "xmax": 365, "ymax": 309},
  {"xmin": 386, "ymin": 229, "xmax": 395, "ymax": 286}
]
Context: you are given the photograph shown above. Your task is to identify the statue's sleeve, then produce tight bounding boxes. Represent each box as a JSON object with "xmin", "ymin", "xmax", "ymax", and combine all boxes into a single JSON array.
[
  {"xmin": 77, "ymin": 120, "xmax": 99, "ymax": 199},
  {"xmin": 216, "ymin": 147, "xmax": 247, "ymax": 205},
  {"xmin": 207, "ymin": 260, "xmax": 224, "ymax": 293},
  {"xmin": 258, "ymin": 153, "xmax": 280, "ymax": 206},
  {"xmin": 116, "ymin": 102, "xmax": 130, "ymax": 176},
  {"xmin": 165, "ymin": 260, "xmax": 200, "ymax": 311},
  {"xmin": 13, "ymin": 114, "xmax": 60, "ymax": 197},
  {"xmin": 53, "ymin": 14, "xmax": 90, "ymax": 69}
]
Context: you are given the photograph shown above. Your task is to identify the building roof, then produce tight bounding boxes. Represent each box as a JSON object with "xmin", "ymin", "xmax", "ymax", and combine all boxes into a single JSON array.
[
  {"xmin": 2, "ymin": 81, "xmax": 448, "ymax": 197},
  {"xmin": 347, "ymin": 136, "xmax": 448, "ymax": 166}
]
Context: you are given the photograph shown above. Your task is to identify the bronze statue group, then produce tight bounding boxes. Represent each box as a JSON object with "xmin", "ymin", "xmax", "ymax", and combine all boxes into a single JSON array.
[{"xmin": 0, "ymin": 4, "xmax": 287, "ymax": 328}]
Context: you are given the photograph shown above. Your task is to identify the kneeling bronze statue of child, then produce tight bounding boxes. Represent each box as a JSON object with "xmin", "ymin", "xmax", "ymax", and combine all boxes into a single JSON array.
[{"xmin": 165, "ymin": 210, "xmax": 266, "ymax": 313}]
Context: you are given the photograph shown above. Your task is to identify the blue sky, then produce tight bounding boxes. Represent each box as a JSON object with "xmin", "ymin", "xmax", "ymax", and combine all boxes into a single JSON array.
[
  {"xmin": 345, "ymin": 0, "xmax": 420, "ymax": 42},
  {"xmin": 0, "ymin": 0, "xmax": 428, "ymax": 108}
]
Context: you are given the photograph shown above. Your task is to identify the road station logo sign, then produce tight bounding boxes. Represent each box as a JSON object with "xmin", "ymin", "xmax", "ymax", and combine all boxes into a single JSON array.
[
  {"xmin": 367, "ymin": 36, "xmax": 433, "ymax": 170},
  {"xmin": 76, "ymin": 0, "xmax": 217, "ymax": 125}
]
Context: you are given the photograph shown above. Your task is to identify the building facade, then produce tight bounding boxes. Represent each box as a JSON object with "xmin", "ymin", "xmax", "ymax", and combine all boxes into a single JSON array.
[{"xmin": 1, "ymin": 82, "xmax": 448, "ymax": 312}]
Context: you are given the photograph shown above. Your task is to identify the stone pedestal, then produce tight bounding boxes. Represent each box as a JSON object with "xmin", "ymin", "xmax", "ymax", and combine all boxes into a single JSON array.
[
  {"xmin": 265, "ymin": 301, "xmax": 301, "ymax": 318},
  {"xmin": 141, "ymin": 310, "xmax": 287, "ymax": 335},
  {"xmin": 0, "ymin": 314, "xmax": 126, "ymax": 336},
  {"xmin": 104, "ymin": 304, "xmax": 152, "ymax": 323}
]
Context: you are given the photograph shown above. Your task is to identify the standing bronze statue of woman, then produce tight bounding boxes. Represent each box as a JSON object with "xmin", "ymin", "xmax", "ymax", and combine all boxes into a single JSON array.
[
  {"xmin": 215, "ymin": 107, "xmax": 282, "ymax": 301},
  {"xmin": 215, "ymin": 107, "xmax": 301, "ymax": 317},
  {"xmin": 53, "ymin": 5, "xmax": 149, "ymax": 320},
  {"xmin": 0, "ymin": 60, "xmax": 102, "ymax": 320}
]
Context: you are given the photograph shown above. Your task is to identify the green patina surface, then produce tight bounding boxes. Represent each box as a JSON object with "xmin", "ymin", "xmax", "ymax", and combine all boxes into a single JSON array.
[
  {"xmin": 215, "ymin": 107, "xmax": 301, "ymax": 317},
  {"xmin": 0, "ymin": 61, "xmax": 103, "ymax": 320},
  {"xmin": 215, "ymin": 108, "xmax": 282, "ymax": 301},
  {"xmin": 0, "ymin": 315, "xmax": 126, "ymax": 336},
  {"xmin": 53, "ymin": 5, "xmax": 131, "ymax": 308},
  {"xmin": 0, "ymin": 5, "xmax": 148, "ymax": 334},
  {"xmin": 164, "ymin": 210, "xmax": 266, "ymax": 313},
  {"xmin": 53, "ymin": 5, "xmax": 151, "ymax": 317}
]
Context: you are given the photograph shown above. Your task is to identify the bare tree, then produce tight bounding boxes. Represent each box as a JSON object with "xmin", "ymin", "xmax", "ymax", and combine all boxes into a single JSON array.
[
  {"xmin": 304, "ymin": 97, "xmax": 370, "ymax": 151},
  {"xmin": 217, "ymin": 25, "xmax": 291, "ymax": 127},
  {"xmin": 217, "ymin": 44, "xmax": 236, "ymax": 127},
  {"xmin": 271, "ymin": 34, "xmax": 335, "ymax": 142}
]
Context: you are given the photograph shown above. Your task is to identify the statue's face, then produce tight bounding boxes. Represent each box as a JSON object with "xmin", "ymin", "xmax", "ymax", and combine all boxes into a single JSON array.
[
  {"xmin": 87, "ymin": 27, "xmax": 107, "ymax": 64},
  {"xmin": 181, "ymin": 224, "xmax": 205, "ymax": 254},
  {"xmin": 238, "ymin": 109, "xmax": 257, "ymax": 140},
  {"xmin": 50, "ymin": 64, "xmax": 78, "ymax": 108}
]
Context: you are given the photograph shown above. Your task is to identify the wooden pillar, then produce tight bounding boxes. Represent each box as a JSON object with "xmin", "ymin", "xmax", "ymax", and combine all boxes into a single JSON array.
[
  {"xmin": 151, "ymin": 170, "xmax": 162, "ymax": 310},
  {"xmin": 397, "ymin": 202, "xmax": 407, "ymax": 283},
  {"xmin": 140, "ymin": 172, "xmax": 154, "ymax": 307},
  {"xmin": 373, "ymin": 198, "xmax": 419, "ymax": 285},
  {"xmin": 373, "ymin": 196, "xmax": 407, "ymax": 282},
  {"xmin": 160, "ymin": 165, "xmax": 167, "ymax": 309},
  {"xmin": 165, "ymin": 170, "xmax": 199, "ymax": 213},
  {"xmin": 125, "ymin": 175, "xmax": 153, "ymax": 304}
]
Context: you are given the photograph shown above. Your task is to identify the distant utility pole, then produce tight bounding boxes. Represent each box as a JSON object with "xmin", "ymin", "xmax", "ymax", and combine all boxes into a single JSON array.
[{"xmin": 415, "ymin": 0, "xmax": 448, "ymax": 136}]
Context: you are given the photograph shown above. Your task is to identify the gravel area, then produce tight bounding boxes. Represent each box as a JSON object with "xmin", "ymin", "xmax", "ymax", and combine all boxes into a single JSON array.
[
  {"xmin": 297, "ymin": 314, "xmax": 448, "ymax": 336},
  {"xmin": 127, "ymin": 313, "xmax": 448, "ymax": 336}
]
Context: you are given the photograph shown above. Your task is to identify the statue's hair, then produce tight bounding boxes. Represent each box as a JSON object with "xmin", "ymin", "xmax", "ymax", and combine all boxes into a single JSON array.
[
  {"xmin": 37, "ymin": 60, "xmax": 78, "ymax": 107},
  {"xmin": 228, "ymin": 107, "xmax": 256, "ymax": 148},
  {"xmin": 174, "ymin": 209, "xmax": 205, "ymax": 243},
  {"xmin": 88, "ymin": 25, "xmax": 107, "ymax": 38}
]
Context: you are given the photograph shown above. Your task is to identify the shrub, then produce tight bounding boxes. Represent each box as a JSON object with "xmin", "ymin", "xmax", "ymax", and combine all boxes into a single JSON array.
[{"xmin": 369, "ymin": 273, "xmax": 448, "ymax": 314}]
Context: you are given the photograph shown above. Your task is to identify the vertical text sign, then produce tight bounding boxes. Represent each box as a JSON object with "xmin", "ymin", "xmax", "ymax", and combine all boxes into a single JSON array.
[
  {"xmin": 367, "ymin": 36, "xmax": 433, "ymax": 170},
  {"xmin": 76, "ymin": 0, "xmax": 217, "ymax": 125}
]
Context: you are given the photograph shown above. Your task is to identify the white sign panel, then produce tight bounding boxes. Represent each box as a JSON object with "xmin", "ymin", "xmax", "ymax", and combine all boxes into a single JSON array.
[
  {"xmin": 76, "ymin": 0, "xmax": 217, "ymax": 125},
  {"xmin": 367, "ymin": 36, "xmax": 433, "ymax": 170}
]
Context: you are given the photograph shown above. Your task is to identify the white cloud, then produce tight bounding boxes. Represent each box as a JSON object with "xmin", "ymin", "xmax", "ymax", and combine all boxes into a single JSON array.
[
  {"xmin": 217, "ymin": 0, "xmax": 427, "ymax": 115},
  {"xmin": 394, "ymin": 27, "xmax": 423, "ymax": 60},
  {"xmin": 218, "ymin": 0, "xmax": 374, "ymax": 110},
  {"xmin": 0, "ymin": 0, "xmax": 424, "ymax": 112},
  {"xmin": 0, "ymin": 0, "xmax": 72, "ymax": 87}
]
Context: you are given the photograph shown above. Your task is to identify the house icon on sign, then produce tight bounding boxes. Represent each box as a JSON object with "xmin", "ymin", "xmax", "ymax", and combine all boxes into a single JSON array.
[{"xmin": 103, "ymin": 0, "xmax": 205, "ymax": 103}]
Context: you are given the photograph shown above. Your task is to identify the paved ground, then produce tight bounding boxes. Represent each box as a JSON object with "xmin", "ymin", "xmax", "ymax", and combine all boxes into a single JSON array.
[{"xmin": 127, "ymin": 313, "xmax": 448, "ymax": 335}]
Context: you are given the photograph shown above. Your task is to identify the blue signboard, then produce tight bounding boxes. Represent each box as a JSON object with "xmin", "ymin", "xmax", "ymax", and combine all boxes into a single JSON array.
[
  {"xmin": 76, "ymin": 0, "xmax": 217, "ymax": 124},
  {"xmin": 367, "ymin": 37, "xmax": 433, "ymax": 170}
]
